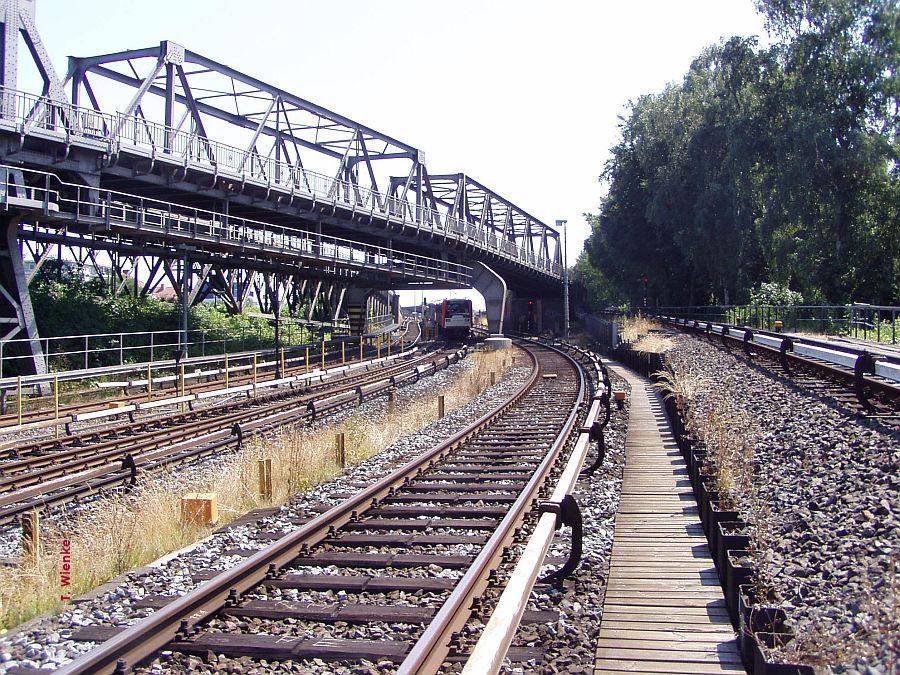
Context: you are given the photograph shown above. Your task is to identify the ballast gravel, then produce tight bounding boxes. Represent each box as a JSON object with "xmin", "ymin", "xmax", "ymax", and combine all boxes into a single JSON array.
[
  {"xmin": 666, "ymin": 335, "xmax": 898, "ymax": 671},
  {"xmin": 0, "ymin": 349, "xmax": 531, "ymax": 673}
]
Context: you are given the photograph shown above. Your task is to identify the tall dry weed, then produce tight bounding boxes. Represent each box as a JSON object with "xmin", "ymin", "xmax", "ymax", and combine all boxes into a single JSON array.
[
  {"xmin": 0, "ymin": 347, "xmax": 514, "ymax": 630},
  {"xmin": 621, "ymin": 316, "xmax": 661, "ymax": 343}
]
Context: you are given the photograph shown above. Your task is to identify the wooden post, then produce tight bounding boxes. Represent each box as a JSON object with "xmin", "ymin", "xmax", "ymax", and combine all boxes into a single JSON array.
[
  {"xmin": 335, "ymin": 432, "xmax": 346, "ymax": 468},
  {"xmin": 387, "ymin": 388, "xmax": 396, "ymax": 415},
  {"xmin": 341, "ymin": 341, "xmax": 346, "ymax": 365},
  {"xmin": 280, "ymin": 348, "xmax": 286, "ymax": 377},
  {"xmin": 21, "ymin": 510, "xmax": 39, "ymax": 560},
  {"xmin": 252, "ymin": 354, "xmax": 258, "ymax": 392},
  {"xmin": 377, "ymin": 337, "xmax": 381, "ymax": 359},
  {"xmin": 54, "ymin": 374, "xmax": 59, "ymax": 439},
  {"xmin": 16, "ymin": 375, "xmax": 21, "ymax": 427},
  {"xmin": 305, "ymin": 347, "xmax": 310, "ymax": 374},
  {"xmin": 387, "ymin": 336, "xmax": 391, "ymax": 357},
  {"xmin": 224, "ymin": 353, "xmax": 230, "ymax": 389},
  {"xmin": 258, "ymin": 458, "xmax": 273, "ymax": 503},
  {"xmin": 147, "ymin": 363, "xmax": 152, "ymax": 401},
  {"xmin": 180, "ymin": 363, "xmax": 186, "ymax": 412},
  {"xmin": 321, "ymin": 337, "xmax": 326, "ymax": 370},
  {"xmin": 359, "ymin": 335, "xmax": 363, "ymax": 361},
  {"xmin": 490, "ymin": 371, "xmax": 496, "ymax": 385},
  {"xmin": 437, "ymin": 395, "xmax": 445, "ymax": 419}
]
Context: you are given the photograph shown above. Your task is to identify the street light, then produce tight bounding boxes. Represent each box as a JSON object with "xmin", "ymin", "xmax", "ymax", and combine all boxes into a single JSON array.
[{"xmin": 556, "ymin": 219, "xmax": 569, "ymax": 339}]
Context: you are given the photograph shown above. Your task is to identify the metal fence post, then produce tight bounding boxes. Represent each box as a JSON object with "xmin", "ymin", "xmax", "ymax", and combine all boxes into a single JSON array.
[{"xmin": 84, "ymin": 336, "xmax": 89, "ymax": 369}]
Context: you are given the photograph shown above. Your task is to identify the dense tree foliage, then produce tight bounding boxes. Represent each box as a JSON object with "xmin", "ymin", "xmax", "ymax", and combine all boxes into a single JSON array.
[
  {"xmin": 572, "ymin": 251, "xmax": 623, "ymax": 312},
  {"xmin": 586, "ymin": 0, "xmax": 898, "ymax": 307}
]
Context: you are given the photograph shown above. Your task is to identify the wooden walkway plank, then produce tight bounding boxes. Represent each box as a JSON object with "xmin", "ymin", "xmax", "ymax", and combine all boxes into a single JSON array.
[{"xmin": 594, "ymin": 364, "xmax": 743, "ymax": 674}]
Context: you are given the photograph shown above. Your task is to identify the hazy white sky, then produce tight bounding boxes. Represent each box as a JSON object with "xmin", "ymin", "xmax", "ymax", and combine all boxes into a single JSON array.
[{"xmin": 34, "ymin": 0, "xmax": 767, "ymax": 304}]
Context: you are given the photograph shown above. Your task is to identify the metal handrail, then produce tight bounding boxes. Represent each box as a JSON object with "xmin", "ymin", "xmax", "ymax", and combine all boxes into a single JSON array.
[
  {"xmin": 2, "ymin": 166, "xmax": 472, "ymax": 286},
  {"xmin": 0, "ymin": 87, "xmax": 562, "ymax": 278},
  {"xmin": 0, "ymin": 322, "xmax": 352, "ymax": 379}
]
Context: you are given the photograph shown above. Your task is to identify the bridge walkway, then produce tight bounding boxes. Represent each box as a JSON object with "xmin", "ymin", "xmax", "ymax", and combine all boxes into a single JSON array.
[{"xmin": 594, "ymin": 365, "xmax": 744, "ymax": 674}]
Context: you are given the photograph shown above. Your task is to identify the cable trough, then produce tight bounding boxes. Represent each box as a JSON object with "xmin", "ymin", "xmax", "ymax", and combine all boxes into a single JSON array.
[{"xmin": 50, "ymin": 339, "xmax": 606, "ymax": 675}]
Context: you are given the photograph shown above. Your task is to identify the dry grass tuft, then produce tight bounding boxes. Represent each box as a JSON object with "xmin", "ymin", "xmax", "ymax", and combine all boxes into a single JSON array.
[
  {"xmin": 654, "ymin": 366, "xmax": 708, "ymax": 439},
  {"xmin": 632, "ymin": 332, "xmax": 674, "ymax": 353},
  {"xmin": 700, "ymin": 390, "xmax": 756, "ymax": 510},
  {"xmin": 621, "ymin": 316, "xmax": 661, "ymax": 343},
  {"xmin": 0, "ymin": 347, "xmax": 514, "ymax": 630}
]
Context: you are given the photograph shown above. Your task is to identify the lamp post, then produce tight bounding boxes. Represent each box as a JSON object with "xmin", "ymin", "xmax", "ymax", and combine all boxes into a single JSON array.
[{"xmin": 556, "ymin": 219, "xmax": 569, "ymax": 339}]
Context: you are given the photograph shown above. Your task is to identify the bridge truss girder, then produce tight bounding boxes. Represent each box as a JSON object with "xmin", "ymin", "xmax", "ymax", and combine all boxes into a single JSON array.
[
  {"xmin": 0, "ymin": 4, "xmax": 562, "ymax": 278},
  {"xmin": 401, "ymin": 173, "xmax": 562, "ymax": 265}
]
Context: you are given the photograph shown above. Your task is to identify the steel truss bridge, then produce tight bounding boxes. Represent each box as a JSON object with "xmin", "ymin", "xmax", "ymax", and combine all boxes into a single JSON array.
[{"xmin": 0, "ymin": 0, "xmax": 564, "ymax": 376}]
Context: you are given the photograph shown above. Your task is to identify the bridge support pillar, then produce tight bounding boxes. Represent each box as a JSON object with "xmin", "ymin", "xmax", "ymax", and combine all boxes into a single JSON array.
[
  {"xmin": 0, "ymin": 214, "xmax": 47, "ymax": 379},
  {"xmin": 391, "ymin": 293, "xmax": 401, "ymax": 325},
  {"xmin": 346, "ymin": 287, "xmax": 373, "ymax": 335},
  {"xmin": 472, "ymin": 262, "xmax": 507, "ymax": 335}
]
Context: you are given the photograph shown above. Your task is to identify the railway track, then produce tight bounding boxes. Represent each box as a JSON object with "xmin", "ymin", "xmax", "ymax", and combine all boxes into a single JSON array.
[
  {"xmin": 1, "ymin": 341, "xmax": 431, "ymax": 462},
  {"xmin": 659, "ymin": 316, "xmax": 900, "ymax": 426},
  {"xmin": 52, "ymin": 339, "xmax": 602, "ymax": 674},
  {"xmin": 0, "ymin": 320, "xmax": 421, "ymax": 431},
  {"xmin": 0, "ymin": 343, "xmax": 463, "ymax": 526}
]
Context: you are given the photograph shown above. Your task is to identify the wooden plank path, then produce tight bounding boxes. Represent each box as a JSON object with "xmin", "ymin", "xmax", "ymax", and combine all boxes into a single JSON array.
[{"xmin": 594, "ymin": 365, "xmax": 744, "ymax": 674}]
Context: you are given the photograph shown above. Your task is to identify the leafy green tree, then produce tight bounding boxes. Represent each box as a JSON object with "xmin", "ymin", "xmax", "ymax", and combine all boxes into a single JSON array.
[
  {"xmin": 749, "ymin": 282, "xmax": 805, "ymax": 305},
  {"xmin": 586, "ymin": 1, "xmax": 898, "ymax": 308}
]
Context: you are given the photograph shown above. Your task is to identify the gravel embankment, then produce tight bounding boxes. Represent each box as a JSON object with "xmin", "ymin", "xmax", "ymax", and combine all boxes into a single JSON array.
[
  {"xmin": 0, "ymin": 350, "xmax": 530, "ymax": 673},
  {"xmin": 667, "ymin": 335, "xmax": 899, "ymax": 671}
]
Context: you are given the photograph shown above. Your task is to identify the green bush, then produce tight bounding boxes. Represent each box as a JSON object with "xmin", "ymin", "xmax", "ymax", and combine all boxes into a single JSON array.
[{"xmin": 748, "ymin": 283, "xmax": 804, "ymax": 307}]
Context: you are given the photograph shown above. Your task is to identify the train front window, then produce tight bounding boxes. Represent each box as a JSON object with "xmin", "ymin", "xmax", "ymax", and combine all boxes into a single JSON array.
[{"xmin": 445, "ymin": 300, "xmax": 470, "ymax": 316}]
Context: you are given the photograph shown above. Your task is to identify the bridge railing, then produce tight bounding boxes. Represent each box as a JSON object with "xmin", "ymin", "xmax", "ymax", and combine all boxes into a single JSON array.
[
  {"xmin": 1, "ymin": 87, "xmax": 561, "ymax": 279},
  {"xmin": 0, "ymin": 322, "xmax": 352, "ymax": 378},
  {"xmin": 2, "ymin": 166, "xmax": 472, "ymax": 287}
]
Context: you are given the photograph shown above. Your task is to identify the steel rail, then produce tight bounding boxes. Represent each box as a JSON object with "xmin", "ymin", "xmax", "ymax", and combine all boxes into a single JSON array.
[
  {"xmin": 397, "ymin": 339, "xmax": 587, "ymax": 674},
  {"xmin": 0, "ymin": 326, "xmax": 418, "ymax": 432},
  {"xmin": 0, "ymin": 348, "xmax": 462, "ymax": 526},
  {"xmin": 1, "ymin": 344, "xmax": 429, "ymax": 461},
  {"xmin": 54, "ymin": 343, "xmax": 546, "ymax": 675},
  {"xmin": 461, "ymin": 343, "xmax": 607, "ymax": 674},
  {"xmin": 659, "ymin": 316, "xmax": 900, "ymax": 403},
  {"xmin": 0, "ymin": 321, "xmax": 421, "ymax": 450}
]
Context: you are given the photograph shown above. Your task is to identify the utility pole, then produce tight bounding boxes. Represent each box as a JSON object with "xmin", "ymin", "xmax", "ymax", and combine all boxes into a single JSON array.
[
  {"xmin": 557, "ymin": 220, "xmax": 569, "ymax": 340},
  {"xmin": 180, "ymin": 251, "xmax": 190, "ymax": 360}
]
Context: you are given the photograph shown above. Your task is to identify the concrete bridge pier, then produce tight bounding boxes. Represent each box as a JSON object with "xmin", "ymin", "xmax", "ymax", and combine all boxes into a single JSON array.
[
  {"xmin": 346, "ymin": 288, "xmax": 395, "ymax": 335},
  {"xmin": 472, "ymin": 262, "xmax": 507, "ymax": 335},
  {"xmin": 346, "ymin": 287, "xmax": 372, "ymax": 335}
]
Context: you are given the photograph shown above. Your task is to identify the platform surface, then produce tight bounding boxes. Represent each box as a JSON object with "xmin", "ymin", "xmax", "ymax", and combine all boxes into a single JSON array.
[{"xmin": 594, "ymin": 365, "xmax": 744, "ymax": 674}]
